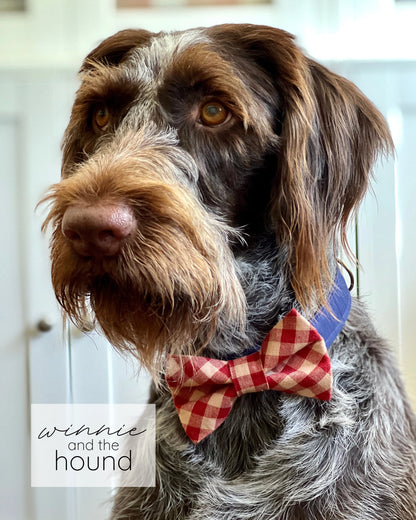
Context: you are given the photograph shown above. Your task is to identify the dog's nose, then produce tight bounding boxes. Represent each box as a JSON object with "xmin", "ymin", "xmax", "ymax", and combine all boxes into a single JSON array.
[{"xmin": 62, "ymin": 204, "xmax": 135, "ymax": 257}]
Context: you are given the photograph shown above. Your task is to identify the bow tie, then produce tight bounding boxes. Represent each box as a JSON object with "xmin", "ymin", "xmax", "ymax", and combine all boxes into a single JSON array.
[
  {"xmin": 166, "ymin": 309, "xmax": 332, "ymax": 443},
  {"xmin": 166, "ymin": 270, "xmax": 351, "ymax": 444}
]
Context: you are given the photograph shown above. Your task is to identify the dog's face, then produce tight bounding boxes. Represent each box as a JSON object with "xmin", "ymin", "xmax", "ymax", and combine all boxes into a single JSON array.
[
  {"xmin": 41, "ymin": 25, "xmax": 392, "ymax": 372},
  {"xmin": 62, "ymin": 29, "xmax": 282, "ymax": 230}
]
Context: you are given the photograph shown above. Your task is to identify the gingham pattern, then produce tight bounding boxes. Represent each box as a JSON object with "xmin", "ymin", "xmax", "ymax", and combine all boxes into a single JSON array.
[{"xmin": 166, "ymin": 309, "xmax": 332, "ymax": 443}]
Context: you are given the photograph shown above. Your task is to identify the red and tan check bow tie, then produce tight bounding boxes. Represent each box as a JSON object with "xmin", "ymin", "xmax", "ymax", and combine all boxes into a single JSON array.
[{"xmin": 166, "ymin": 309, "xmax": 332, "ymax": 444}]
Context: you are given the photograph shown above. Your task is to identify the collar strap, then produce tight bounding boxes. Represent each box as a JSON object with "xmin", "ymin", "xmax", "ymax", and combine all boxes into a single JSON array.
[{"xmin": 310, "ymin": 268, "xmax": 351, "ymax": 349}]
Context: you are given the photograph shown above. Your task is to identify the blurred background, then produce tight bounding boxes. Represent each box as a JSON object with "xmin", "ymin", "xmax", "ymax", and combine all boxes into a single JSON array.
[{"xmin": 0, "ymin": 0, "xmax": 415, "ymax": 518}]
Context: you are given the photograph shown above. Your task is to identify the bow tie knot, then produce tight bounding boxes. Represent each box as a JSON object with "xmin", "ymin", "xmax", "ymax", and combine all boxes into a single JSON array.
[
  {"xmin": 166, "ymin": 309, "xmax": 333, "ymax": 444},
  {"xmin": 229, "ymin": 352, "xmax": 269, "ymax": 396}
]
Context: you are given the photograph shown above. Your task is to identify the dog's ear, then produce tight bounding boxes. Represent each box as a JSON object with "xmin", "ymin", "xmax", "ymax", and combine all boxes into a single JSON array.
[
  {"xmin": 213, "ymin": 25, "xmax": 393, "ymax": 310},
  {"xmin": 81, "ymin": 29, "xmax": 153, "ymax": 70},
  {"xmin": 274, "ymin": 55, "xmax": 393, "ymax": 310}
]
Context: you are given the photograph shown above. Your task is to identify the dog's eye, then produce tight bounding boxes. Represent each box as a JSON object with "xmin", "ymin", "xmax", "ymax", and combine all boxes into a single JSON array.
[
  {"xmin": 93, "ymin": 105, "xmax": 110, "ymax": 130},
  {"xmin": 200, "ymin": 101, "xmax": 229, "ymax": 127}
]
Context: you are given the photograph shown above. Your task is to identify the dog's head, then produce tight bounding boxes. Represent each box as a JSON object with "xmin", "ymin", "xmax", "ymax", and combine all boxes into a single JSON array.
[{"xmin": 41, "ymin": 25, "xmax": 392, "ymax": 371}]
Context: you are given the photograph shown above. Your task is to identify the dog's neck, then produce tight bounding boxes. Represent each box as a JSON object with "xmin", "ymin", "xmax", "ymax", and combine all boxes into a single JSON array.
[{"xmin": 202, "ymin": 234, "xmax": 350, "ymax": 362}]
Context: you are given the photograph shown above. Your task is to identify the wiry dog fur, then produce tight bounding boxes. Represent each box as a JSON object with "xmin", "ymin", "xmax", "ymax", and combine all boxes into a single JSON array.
[{"xmin": 42, "ymin": 25, "xmax": 416, "ymax": 519}]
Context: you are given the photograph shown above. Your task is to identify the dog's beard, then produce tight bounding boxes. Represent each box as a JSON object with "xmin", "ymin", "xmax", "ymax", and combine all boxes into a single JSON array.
[{"xmin": 44, "ymin": 188, "xmax": 246, "ymax": 377}]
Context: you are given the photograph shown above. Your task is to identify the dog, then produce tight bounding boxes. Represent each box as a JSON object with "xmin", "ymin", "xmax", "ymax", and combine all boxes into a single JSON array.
[{"xmin": 41, "ymin": 24, "xmax": 416, "ymax": 519}]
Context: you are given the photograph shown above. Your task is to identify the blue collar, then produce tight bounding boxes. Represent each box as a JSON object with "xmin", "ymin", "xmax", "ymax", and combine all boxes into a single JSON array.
[
  {"xmin": 228, "ymin": 269, "xmax": 351, "ymax": 360},
  {"xmin": 310, "ymin": 268, "xmax": 351, "ymax": 349}
]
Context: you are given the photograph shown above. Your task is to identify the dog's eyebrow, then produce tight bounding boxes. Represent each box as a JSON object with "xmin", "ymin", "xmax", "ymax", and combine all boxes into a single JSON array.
[
  {"xmin": 77, "ymin": 63, "xmax": 141, "ymax": 106},
  {"xmin": 169, "ymin": 43, "xmax": 245, "ymax": 91}
]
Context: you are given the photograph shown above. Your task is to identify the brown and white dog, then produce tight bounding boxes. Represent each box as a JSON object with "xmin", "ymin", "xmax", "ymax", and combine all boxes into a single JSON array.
[{"xmin": 42, "ymin": 25, "xmax": 416, "ymax": 519}]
